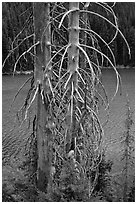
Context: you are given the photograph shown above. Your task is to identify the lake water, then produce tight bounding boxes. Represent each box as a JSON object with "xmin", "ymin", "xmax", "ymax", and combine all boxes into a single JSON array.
[
  {"xmin": 2, "ymin": 69, "xmax": 135, "ymax": 175},
  {"xmin": 100, "ymin": 69, "xmax": 135, "ymax": 177}
]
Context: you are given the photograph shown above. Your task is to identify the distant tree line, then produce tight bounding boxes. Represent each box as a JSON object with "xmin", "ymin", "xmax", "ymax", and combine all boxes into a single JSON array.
[
  {"xmin": 88, "ymin": 2, "xmax": 135, "ymax": 67},
  {"xmin": 2, "ymin": 2, "xmax": 33, "ymax": 73},
  {"xmin": 2, "ymin": 2, "xmax": 135, "ymax": 74}
]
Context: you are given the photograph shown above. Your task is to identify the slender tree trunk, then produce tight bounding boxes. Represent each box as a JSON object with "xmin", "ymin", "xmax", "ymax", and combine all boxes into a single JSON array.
[
  {"xmin": 33, "ymin": 2, "xmax": 52, "ymax": 192},
  {"xmin": 123, "ymin": 104, "xmax": 130, "ymax": 202},
  {"xmin": 66, "ymin": 2, "xmax": 79, "ymax": 153},
  {"xmin": 82, "ymin": 4, "xmax": 88, "ymax": 69}
]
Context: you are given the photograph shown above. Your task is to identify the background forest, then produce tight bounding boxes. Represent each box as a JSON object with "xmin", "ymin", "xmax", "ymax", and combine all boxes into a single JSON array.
[{"xmin": 2, "ymin": 2, "xmax": 135, "ymax": 74}]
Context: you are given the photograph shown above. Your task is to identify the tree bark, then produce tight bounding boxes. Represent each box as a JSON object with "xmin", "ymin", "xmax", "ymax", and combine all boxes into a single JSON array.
[
  {"xmin": 33, "ymin": 2, "xmax": 52, "ymax": 192},
  {"xmin": 66, "ymin": 2, "xmax": 79, "ymax": 153}
]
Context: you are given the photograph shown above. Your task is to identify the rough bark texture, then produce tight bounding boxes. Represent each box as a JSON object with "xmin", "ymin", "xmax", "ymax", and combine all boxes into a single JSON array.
[
  {"xmin": 33, "ymin": 3, "xmax": 52, "ymax": 192},
  {"xmin": 66, "ymin": 2, "xmax": 79, "ymax": 153}
]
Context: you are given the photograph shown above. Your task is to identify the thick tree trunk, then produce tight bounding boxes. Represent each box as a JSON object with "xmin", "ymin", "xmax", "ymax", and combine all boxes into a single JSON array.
[
  {"xmin": 33, "ymin": 2, "xmax": 52, "ymax": 192},
  {"xmin": 66, "ymin": 2, "xmax": 79, "ymax": 153},
  {"xmin": 82, "ymin": 3, "xmax": 88, "ymax": 69}
]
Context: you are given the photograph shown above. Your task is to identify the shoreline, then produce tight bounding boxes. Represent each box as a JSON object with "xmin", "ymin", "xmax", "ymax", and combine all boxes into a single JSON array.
[{"xmin": 2, "ymin": 66, "xmax": 135, "ymax": 76}]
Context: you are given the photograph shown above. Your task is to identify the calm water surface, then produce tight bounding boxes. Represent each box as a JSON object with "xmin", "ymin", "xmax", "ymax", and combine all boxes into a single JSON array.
[{"xmin": 2, "ymin": 69, "xmax": 135, "ymax": 173}]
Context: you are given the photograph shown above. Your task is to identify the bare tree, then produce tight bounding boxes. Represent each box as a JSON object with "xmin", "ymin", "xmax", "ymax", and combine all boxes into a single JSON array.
[{"xmin": 33, "ymin": 2, "xmax": 52, "ymax": 192}]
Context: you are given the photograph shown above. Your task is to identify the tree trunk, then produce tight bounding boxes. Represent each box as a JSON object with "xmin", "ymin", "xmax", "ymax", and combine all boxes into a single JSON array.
[
  {"xmin": 82, "ymin": 3, "xmax": 88, "ymax": 69},
  {"xmin": 33, "ymin": 2, "xmax": 52, "ymax": 192},
  {"xmin": 123, "ymin": 104, "xmax": 130, "ymax": 202},
  {"xmin": 66, "ymin": 2, "xmax": 79, "ymax": 153}
]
